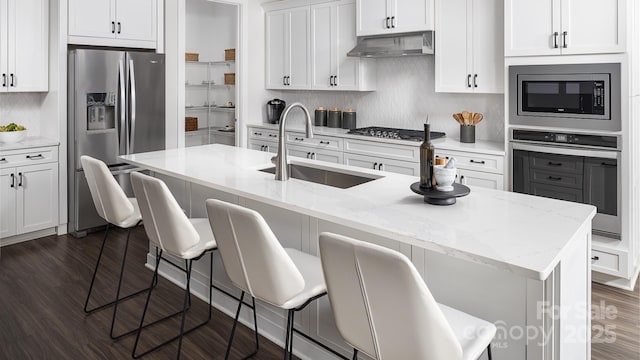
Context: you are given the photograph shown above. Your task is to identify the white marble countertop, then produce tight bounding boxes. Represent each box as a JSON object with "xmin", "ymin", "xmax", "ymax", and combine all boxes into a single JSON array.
[
  {"xmin": 247, "ymin": 123, "xmax": 506, "ymax": 156},
  {"xmin": 120, "ymin": 144, "xmax": 595, "ymax": 280},
  {"xmin": 0, "ymin": 137, "xmax": 60, "ymax": 152}
]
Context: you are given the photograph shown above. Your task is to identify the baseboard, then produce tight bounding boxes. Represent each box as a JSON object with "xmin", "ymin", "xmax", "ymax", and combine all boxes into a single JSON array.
[
  {"xmin": 0, "ymin": 228, "xmax": 57, "ymax": 248},
  {"xmin": 144, "ymin": 253, "xmax": 345, "ymax": 360},
  {"xmin": 592, "ymin": 265, "xmax": 640, "ymax": 291},
  {"xmin": 57, "ymin": 223, "xmax": 68, "ymax": 236}
]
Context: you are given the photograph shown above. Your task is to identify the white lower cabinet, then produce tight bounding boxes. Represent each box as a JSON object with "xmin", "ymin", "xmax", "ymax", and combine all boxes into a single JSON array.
[
  {"xmin": 343, "ymin": 152, "xmax": 419, "ymax": 176},
  {"xmin": 458, "ymin": 168, "xmax": 504, "ymax": 190},
  {"xmin": 0, "ymin": 146, "xmax": 59, "ymax": 240},
  {"xmin": 288, "ymin": 144, "xmax": 343, "ymax": 164}
]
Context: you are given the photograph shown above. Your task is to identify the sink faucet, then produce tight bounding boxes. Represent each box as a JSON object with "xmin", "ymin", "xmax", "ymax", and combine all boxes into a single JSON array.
[{"xmin": 272, "ymin": 102, "xmax": 314, "ymax": 180}]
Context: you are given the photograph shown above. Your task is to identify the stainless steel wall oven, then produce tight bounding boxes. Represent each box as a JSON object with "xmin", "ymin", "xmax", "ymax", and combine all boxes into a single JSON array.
[
  {"xmin": 509, "ymin": 63, "xmax": 621, "ymax": 131},
  {"xmin": 511, "ymin": 130, "xmax": 621, "ymax": 238}
]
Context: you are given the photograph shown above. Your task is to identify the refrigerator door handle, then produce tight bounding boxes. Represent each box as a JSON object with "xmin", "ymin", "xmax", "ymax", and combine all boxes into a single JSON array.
[
  {"xmin": 128, "ymin": 58, "xmax": 137, "ymax": 154},
  {"xmin": 118, "ymin": 58, "xmax": 127, "ymax": 155}
]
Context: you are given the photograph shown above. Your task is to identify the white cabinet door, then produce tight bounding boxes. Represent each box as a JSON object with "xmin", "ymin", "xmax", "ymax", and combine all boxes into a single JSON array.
[
  {"xmin": 0, "ymin": 0, "xmax": 8, "ymax": 91},
  {"xmin": 392, "ymin": 0, "xmax": 432, "ymax": 33},
  {"xmin": 68, "ymin": 0, "xmax": 115, "ymax": 39},
  {"xmin": 560, "ymin": 0, "xmax": 624, "ymax": 55},
  {"xmin": 16, "ymin": 163, "xmax": 58, "ymax": 234},
  {"xmin": 6, "ymin": 0, "xmax": 48, "ymax": 92},
  {"xmin": 434, "ymin": 0, "xmax": 469, "ymax": 93},
  {"xmin": 288, "ymin": 7, "xmax": 311, "ymax": 89},
  {"xmin": 313, "ymin": 149, "xmax": 343, "ymax": 164},
  {"xmin": 459, "ymin": 169, "xmax": 504, "ymax": 190},
  {"xmin": 471, "ymin": 0, "xmax": 503, "ymax": 93},
  {"xmin": 0, "ymin": 168, "xmax": 17, "ymax": 239},
  {"xmin": 311, "ymin": 3, "xmax": 334, "ymax": 90},
  {"xmin": 505, "ymin": 0, "xmax": 561, "ymax": 56},
  {"xmin": 356, "ymin": 0, "xmax": 389, "ymax": 36},
  {"xmin": 334, "ymin": 1, "xmax": 359, "ymax": 90},
  {"xmin": 249, "ymin": 139, "xmax": 277, "ymax": 153},
  {"xmin": 115, "ymin": 0, "xmax": 157, "ymax": 42},
  {"xmin": 266, "ymin": 10, "xmax": 287, "ymax": 89}
]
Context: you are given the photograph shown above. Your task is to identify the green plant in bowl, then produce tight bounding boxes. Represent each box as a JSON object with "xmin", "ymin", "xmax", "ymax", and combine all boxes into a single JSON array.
[{"xmin": 0, "ymin": 123, "xmax": 28, "ymax": 143}]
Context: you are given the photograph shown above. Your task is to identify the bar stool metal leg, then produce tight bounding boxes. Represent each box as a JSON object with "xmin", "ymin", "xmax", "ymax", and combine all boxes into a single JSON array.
[
  {"xmin": 224, "ymin": 291, "xmax": 260, "ymax": 360},
  {"xmin": 487, "ymin": 344, "xmax": 492, "ymax": 360},
  {"xmin": 83, "ymin": 224, "xmax": 111, "ymax": 313},
  {"xmin": 352, "ymin": 349, "xmax": 358, "ymax": 360}
]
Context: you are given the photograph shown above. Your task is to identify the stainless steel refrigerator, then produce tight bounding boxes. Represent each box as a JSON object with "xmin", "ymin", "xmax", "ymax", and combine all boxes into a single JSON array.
[{"xmin": 68, "ymin": 49, "xmax": 165, "ymax": 236}]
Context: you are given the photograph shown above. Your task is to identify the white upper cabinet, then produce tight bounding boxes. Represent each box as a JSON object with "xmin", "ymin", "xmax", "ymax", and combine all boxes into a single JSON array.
[
  {"xmin": 505, "ymin": 0, "xmax": 625, "ymax": 56},
  {"xmin": 435, "ymin": 0, "xmax": 503, "ymax": 94},
  {"xmin": 267, "ymin": 0, "xmax": 375, "ymax": 91},
  {"xmin": 266, "ymin": 6, "xmax": 310, "ymax": 90},
  {"xmin": 357, "ymin": 0, "xmax": 433, "ymax": 36},
  {"xmin": 0, "ymin": 0, "xmax": 48, "ymax": 92},
  {"xmin": 310, "ymin": 0, "xmax": 375, "ymax": 91},
  {"xmin": 68, "ymin": 0, "xmax": 158, "ymax": 49}
]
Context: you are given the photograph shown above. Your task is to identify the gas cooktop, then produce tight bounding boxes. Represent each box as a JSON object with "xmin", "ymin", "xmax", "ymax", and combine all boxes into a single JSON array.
[{"xmin": 347, "ymin": 127, "xmax": 446, "ymax": 142}]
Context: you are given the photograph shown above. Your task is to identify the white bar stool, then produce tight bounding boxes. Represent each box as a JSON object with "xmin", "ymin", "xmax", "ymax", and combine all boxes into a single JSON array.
[
  {"xmin": 130, "ymin": 172, "xmax": 217, "ymax": 359},
  {"xmin": 206, "ymin": 199, "xmax": 342, "ymax": 360},
  {"xmin": 319, "ymin": 232, "xmax": 496, "ymax": 360},
  {"xmin": 80, "ymin": 155, "xmax": 153, "ymax": 340}
]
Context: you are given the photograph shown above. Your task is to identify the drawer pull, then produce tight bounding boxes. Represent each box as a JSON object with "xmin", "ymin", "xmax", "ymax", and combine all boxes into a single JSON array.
[
  {"xmin": 268, "ymin": 134, "xmax": 277, "ymax": 138},
  {"xmin": 548, "ymin": 176, "xmax": 563, "ymax": 181},
  {"xmin": 306, "ymin": 152, "xmax": 311, "ymax": 159},
  {"xmin": 26, "ymin": 154, "xmax": 44, "ymax": 160},
  {"xmin": 319, "ymin": 141, "xmax": 330, "ymax": 145},
  {"xmin": 548, "ymin": 161, "xmax": 562, "ymax": 166},
  {"xmin": 378, "ymin": 163, "xmax": 383, "ymax": 171},
  {"xmin": 18, "ymin": 172, "xmax": 23, "ymax": 187},
  {"xmin": 373, "ymin": 162, "xmax": 378, "ymax": 170},
  {"xmin": 294, "ymin": 137, "xmax": 304, "ymax": 141},
  {"xmin": 469, "ymin": 159, "xmax": 485, "ymax": 165},
  {"xmin": 591, "ymin": 256, "xmax": 600, "ymax": 261},
  {"xmin": 10, "ymin": 173, "xmax": 15, "ymax": 188},
  {"xmin": 254, "ymin": 132, "xmax": 262, "ymax": 136}
]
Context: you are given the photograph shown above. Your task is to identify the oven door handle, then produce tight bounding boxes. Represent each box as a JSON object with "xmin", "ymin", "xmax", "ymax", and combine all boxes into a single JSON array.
[{"xmin": 511, "ymin": 142, "xmax": 619, "ymax": 160}]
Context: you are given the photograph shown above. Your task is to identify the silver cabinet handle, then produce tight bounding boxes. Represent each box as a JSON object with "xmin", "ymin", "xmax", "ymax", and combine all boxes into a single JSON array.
[
  {"xmin": 467, "ymin": 74, "xmax": 471, "ymax": 88},
  {"xmin": 18, "ymin": 172, "xmax": 23, "ymax": 187},
  {"xmin": 469, "ymin": 159, "xmax": 485, "ymax": 164},
  {"xmin": 378, "ymin": 163, "xmax": 383, "ymax": 171},
  {"xmin": 26, "ymin": 154, "xmax": 44, "ymax": 160},
  {"xmin": 1, "ymin": 74, "xmax": 5, "ymax": 87},
  {"xmin": 118, "ymin": 57, "xmax": 126, "ymax": 155},
  {"xmin": 385, "ymin": 17, "xmax": 390, "ymax": 29},
  {"xmin": 307, "ymin": 152, "xmax": 311, "ymax": 158},
  {"xmin": 283, "ymin": 76, "xmax": 286, "ymax": 86},
  {"xmin": 294, "ymin": 137, "xmax": 304, "ymax": 141},
  {"xmin": 329, "ymin": 76, "xmax": 333, "ymax": 86},
  {"xmin": 373, "ymin": 162, "xmax": 378, "ymax": 169},
  {"xmin": 562, "ymin": 31, "xmax": 568, "ymax": 48},
  {"xmin": 254, "ymin": 132, "xmax": 262, "ymax": 136},
  {"xmin": 319, "ymin": 140, "xmax": 329, "ymax": 145},
  {"xmin": 9, "ymin": 74, "xmax": 14, "ymax": 87},
  {"xmin": 268, "ymin": 134, "xmax": 277, "ymax": 138},
  {"xmin": 10, "ymin": 173, "xmax": 15, "ymax": 188},
  {"xmin": 117, "ymin": 22, "xmax": 122, "ymax": 34},
  {"xmin": 473, "ymin": 74, "xmax": 478, "ymax": 88},
  {"xmin": 111, "ymin": 21, "xmax": 116, "ymax": 34},
  {"xmin": 553, "ymin": 32, "xmax": 559, "ymax": 48},
  {"xmin": 391, "ymin": 16, "xmax": 395, "ymax": 28},
  {"xmin": 334, "ymin": 75, "xmax": 338, "ymax": 86}
]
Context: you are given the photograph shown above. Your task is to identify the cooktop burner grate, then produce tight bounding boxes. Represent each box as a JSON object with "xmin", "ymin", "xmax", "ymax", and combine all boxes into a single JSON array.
[{"xmin": 347, "ymin": 126, "xmax": 446, "ymax": 142}]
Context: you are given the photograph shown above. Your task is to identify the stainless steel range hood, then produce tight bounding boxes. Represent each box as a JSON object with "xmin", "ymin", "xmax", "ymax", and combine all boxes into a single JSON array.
[{"xmin": 347, "ymin": 31, "xmax": 434, "ymax": 58}]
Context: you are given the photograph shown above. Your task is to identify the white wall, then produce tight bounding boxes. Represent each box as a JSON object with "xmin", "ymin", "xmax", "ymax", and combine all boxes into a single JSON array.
[
  {"xmin": 186, "ymin": 0, "xmax": 237, "ymax": 61},
  {"xmin": 0, "ymin": 94, "xmax": 46, "ymax": 135}
]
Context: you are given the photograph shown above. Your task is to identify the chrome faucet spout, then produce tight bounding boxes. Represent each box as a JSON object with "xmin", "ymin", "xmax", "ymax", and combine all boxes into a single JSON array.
[{"xmin": 272, "ymin": 103, "xmax": 314, "ymax": 181}]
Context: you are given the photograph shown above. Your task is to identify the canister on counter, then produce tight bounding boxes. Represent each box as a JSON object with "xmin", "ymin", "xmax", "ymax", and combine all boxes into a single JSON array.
[
  {"xmin": 315, "ymin": 107, "xmax": 327, "ymax": 126},
  {"xmin": 327, "ymin": 108, "xmax": 342, "ymax": 128},
  {"xmin": 342, "ymin": 109, "xmax": 357, "ymax": 129}
]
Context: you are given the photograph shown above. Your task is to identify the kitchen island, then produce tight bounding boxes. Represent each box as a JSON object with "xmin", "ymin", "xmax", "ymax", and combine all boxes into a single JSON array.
[{"xmin": 121, "ymin": 144, "xmax": 595, "ymax": 360}]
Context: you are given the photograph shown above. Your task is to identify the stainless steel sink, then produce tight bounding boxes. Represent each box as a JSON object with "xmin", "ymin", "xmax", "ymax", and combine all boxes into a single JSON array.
[{"xmin": 259, "ymin": 163, "xmax": 381, "ymax": 189}]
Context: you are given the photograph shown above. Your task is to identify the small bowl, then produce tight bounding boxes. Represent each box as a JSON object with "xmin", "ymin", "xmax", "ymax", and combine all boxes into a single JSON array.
[
  {"xmin": 433, "ymin": 165, "xmax": 457, "ymax": 192},
  {"xmin": 0, "ymin": 130, "xmax": 27, "ymax": 144}
]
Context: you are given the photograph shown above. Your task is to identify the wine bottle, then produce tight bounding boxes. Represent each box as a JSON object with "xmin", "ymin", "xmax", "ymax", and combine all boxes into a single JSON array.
[{"xmin": 419, "ymin": 123, "xmax": 435, "ymax": 189}]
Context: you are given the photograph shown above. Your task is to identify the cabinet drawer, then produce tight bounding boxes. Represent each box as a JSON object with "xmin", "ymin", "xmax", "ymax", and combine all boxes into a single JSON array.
[
  {"xmin": 529, "ymin": 152, "xmax": 583, "ymax": 174},
  {"xmin": 344, "ymin": 152, "xmax": 419, "ymax": 176},
  {"xmin": 345, "ymin": 139, "xmax": 419, "ymax": 162},
  {"xmin": 531, "ymin": 169, "xmax": 583, "ymax": 189},
  {"xmin": 459, "ymin": 169, "xmax": 504, "ymax": 190},
  {"xmin": 287, "ymin": 133, "xmax": 343, "ymax": 151},
  {"xmin": 591, "ymin": 250, "xmax": 620, "ymax": 275},
  {"xmin": 530, "ymin": 182, "xmax": 583, "ymax": 203},
  {"xmin": 436, "ymin": 149, "xmax": 504, "ymax": 174},
  {"xmin": 248, "ymin": 128, "xmax": 280, "ymax": 141},
  {"xmin": 0, "ymin": 146, "xmax": 58, "ymax": 168}
]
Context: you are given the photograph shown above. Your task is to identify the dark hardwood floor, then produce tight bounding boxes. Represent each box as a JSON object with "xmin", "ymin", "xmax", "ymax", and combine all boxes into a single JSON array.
[
  {"xmin": 0, "ymin": 227, "xmax": 294, "ymax": 360},
  {"xmin": 1, "ymin": 227, "xmax": 638, "ymax": 359}
]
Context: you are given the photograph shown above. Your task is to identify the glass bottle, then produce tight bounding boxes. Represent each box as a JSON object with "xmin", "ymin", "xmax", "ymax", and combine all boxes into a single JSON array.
[{"xmin": 420, "ymin": 123, "xmax": 435, "ymax": 189}]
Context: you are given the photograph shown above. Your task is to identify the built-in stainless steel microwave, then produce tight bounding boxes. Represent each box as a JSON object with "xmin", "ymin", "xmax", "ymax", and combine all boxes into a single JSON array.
[{"xmin": 509, "ymin": 63, "xmax": 621, "ymax": 132}]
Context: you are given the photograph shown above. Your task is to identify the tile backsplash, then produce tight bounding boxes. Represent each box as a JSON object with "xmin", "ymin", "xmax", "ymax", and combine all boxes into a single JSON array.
[
  {"xmin": 0, "ymin": 93, "xmax": 46, "ymax": 136},
  {"xmin": 272, "ymin": 56, "xmax": 505, "ymax": 142}
]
